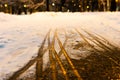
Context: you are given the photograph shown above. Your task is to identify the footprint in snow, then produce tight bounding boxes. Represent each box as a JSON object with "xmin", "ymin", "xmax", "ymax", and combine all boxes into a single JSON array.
[
  {"xmin": 0, "ymin": 37, "xmax": 4, "ymax": 39},
  {"xmin": 0, "ymin": 44, "xmax": 5, "ymax": 48}
]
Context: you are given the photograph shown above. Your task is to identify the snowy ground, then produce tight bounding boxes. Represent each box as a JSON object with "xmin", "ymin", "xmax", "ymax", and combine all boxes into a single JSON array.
[{"xmin": 0, "ymin": 12, "xmax": 120, "ymax": 80}]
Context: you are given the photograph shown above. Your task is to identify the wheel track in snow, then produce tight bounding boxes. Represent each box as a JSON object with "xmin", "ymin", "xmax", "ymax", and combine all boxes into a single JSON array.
[
  {"xmin": 8, "ymin": 29, "xmax": 83, "ymax": 80},
  {"xmin": 7, "ymin": 28, "xmax": 120, "ymax": 80},
  {"xmin": 8, "ymin": 29, "xmax": 50, "ymax": 80}
]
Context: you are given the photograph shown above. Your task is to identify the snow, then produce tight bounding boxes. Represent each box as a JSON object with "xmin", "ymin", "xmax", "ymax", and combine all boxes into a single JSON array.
[{"xmin": 0, "ymin": 12, "xmax": 120, "ymax": 79}]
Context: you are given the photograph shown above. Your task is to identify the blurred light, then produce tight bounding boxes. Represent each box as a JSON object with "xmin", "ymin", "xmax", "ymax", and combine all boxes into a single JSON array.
[
  {"xmin": 87, "ymin": 6, "xmax": 89, "ymax": 9},
  {"xmin": 79, "ymin": 5, "xmax": 81, "ymax": 8},
  {"xmin": 116, "ymin": 0, "xmax": 118, "ymax": 2},
  {"xmin": 24, "ymin": 4, "xmax": 27, "ymax": 8},
  {"xmin": 74, "ymin": 4, "xmax": 76, "ymax": 6},
  {"xmin": 4, "ymin": 4, "xmax": 8, "ymax": 7},
  {"xmin": 67, "ymin": 9, "xmax": 70, "ymax": 12},
  {"xmin": 52, "ymin": 3, "xmax": 55, "ymax": 6}
]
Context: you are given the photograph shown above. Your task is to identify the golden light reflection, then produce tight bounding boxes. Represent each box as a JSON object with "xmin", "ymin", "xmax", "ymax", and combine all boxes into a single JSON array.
[
  {"xmin": 87, "ymin": 6, "xmax": 89, "ymax": 9},
  {"xmin": 52, "ymin": 3, "xmax": 55, "ymax": 6},
  {"xmin": 79, "ymin": 5, "xmax": 81, "ymax": 8},
  {"xmin": 23, "ymin": 4, "xmax": 27, "ymax": 8},
  {"xmin": 4, "ymin": 4, "xmax": 8, "ymax": 7},
  {"xmin": 116, "ymin": 0, "xmax": 118, "ymax": 2}
]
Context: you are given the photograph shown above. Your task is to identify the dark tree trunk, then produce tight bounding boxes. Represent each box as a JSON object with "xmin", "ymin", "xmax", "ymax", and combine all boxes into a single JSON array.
[
  {"xmin": 92, "ymin": 0, "xmax": 98, "ymax": 11},
  {"xmin": 46, "ymin": 0, "xmax": 49, "ymax": 11},
  {"xmin": 110, "ymin": 0, "xmax": 116, "ymax": 11},
  {"xmin": 59, "ymin": 0, "xmax": 65, "ymax": 11}
]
